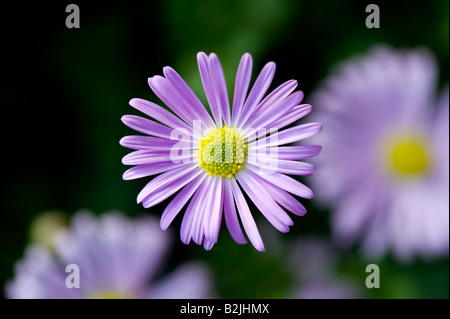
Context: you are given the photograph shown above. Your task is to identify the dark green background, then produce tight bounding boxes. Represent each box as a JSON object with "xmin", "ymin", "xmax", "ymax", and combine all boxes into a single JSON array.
[{"xmin": 1, "ymin": 0, "xmax": 448, "ymax": 299}]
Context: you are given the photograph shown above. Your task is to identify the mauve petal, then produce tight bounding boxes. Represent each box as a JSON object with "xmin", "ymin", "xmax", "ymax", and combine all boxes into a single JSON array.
[
  {"xmin": 160, "ymin": 173, "xmax": 207, "ymax": 230},
  {"xmin": 203, "ymin": 239, "xmax": 215, "ymax": 251},
  {"xmin": 249, "ymin": 157, "xmax": 316, "ymax": 176},
  {"xmin": 237, "ymin": 170, "xmax": 293, "ymax": 232},
  {"xmin": 142, "ymin": 168, "xmax": 203, "ymax": 208},
  {"xmin": 191, "ymin": 177, "xmax": 215, "ymax": 245},
  {"xmin": 204, "ymin": 177, "xmax": 223, "ymax": 246},
  {"xmin": 232, "ymin": 53, "xmax": 253, "ymax": 125},
  {"xmin": 122, "ymin": 149, "xmax": 194, "ymax": 166},
  {"xmin": 123, "ymin": 162, "xmax": 185, "ymax": 180},
  {"xmin": 236, "ymin": 61, "xmax": 276, "ymax": 129},
  {"xmin": 254, "ymin": 80, "xmax": 298, "ymax": 113},
  {"xmin": 256, "ymin": 174, "xmax": 307, "ymax": 216},
  {"xmin": 122, "ymin": 150, "xmax": 179, "ymax": 165},
  {"xmin": 148, "ymin": 76, "xmax": 195, "ymax": 126},
  {"xmin": 223, "ymin": 178, "xmax": 247, "ymax": 244},
  {"xmin": 121, "ymin": 115, "xmax": 174, "ymax": 139},
  {"xmin": 162, "ymin": 67, "xmax": 215, "ymax": 128},
  {"xmin": 197, "ymin": 52, "xmax": 222, "ymax": 126},
  {"xmin": 208, "ymin": 53, "xmax": 231, "ymax": 125},
  {"xmin": 272, "ymin": 145, "xmax": 322, "ymax": 160},
  {"xmin": 179, "ymin": 201, "xmax": 195, "ymax": 245},
  {"xmin": 129, "ymin": 98, "xmax": 192, "ymax": 131},
  {"xmin": 180, "ymin": 178, "xmax": 209, "ymax": 245},
  {"xmin": 244, "ymin": 92, "xmax": 305, "ymax": 135},
  {"xmin": 269, "ymin": 104, "xmax": 312, "ymax": 129},
  {"xmin": 119, "ymin": 135, "xmax": 178, "ymax": 150},
  {"xmin": 137, "ymin": 164, "xmax": 197, "ymax": 203},
  {"xmin": 251, "ymin": 122, "xmax": 323, "ymax": 148},
  {"xmin": 250, "ymin": 90, "xmax": 304, "ymax": 121},
  {"xmin": 247, "ymin": 164, "xmax": 314, "ymax": 199},
  {"xmin": 230, "ymin": 178, "xmax": 265, "ymax": 252}
]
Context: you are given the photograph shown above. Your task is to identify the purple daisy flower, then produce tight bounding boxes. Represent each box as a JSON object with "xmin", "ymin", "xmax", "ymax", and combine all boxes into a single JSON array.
[
  {"xmin": 120, "ymin": 52, "xmax": 322, "ymax": 251},
  {"xmin": 310, "ymin": 46, "xmax": 449, "ymax": 261},
  {"xmin": 6, "ymin": 212, "xmax": 213, "ymax": 299}
]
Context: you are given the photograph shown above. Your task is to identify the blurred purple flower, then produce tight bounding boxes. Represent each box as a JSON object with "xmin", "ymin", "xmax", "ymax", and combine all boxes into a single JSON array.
[
  {"xmin": 7, "ymin": 211, "xmax": 213, "ymax": 299},
  {"xmin": 120, "ymin": 52, "xmax": 322, "ymax": 251},
  {"xmin": 310, "ymin": 46, "xmax": 449, "ymax": 261}
]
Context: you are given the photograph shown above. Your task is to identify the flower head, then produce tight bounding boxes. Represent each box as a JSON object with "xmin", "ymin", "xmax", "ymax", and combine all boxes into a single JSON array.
[
  {"xmin": 120, "ymin": 52, "xmax": 322, "ymax": 251},
  {"xmin": 6, "ymin": 211, "xmax": 213, "ymax": 299},
  {"xmin": 310, "ymin": 46, "xmax": 449, "ymax": 261}
]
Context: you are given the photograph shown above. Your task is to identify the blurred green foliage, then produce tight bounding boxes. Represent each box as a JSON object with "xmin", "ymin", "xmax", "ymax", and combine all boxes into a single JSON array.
[{"xmin": 1, "ymin": 0, "xmax": 448, "ymax": 299}]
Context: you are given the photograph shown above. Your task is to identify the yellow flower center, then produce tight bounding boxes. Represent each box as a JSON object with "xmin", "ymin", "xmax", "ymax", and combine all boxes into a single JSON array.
[
  {"xmin": 88, "ymin": 290, "xmax": 134, "ymax": 299},
  {"xmin": 384, "ymin": 135, "xmax": 431, "ymax": 178},
  {"xmin": 198, "ymin": 126, "xmax": 247, "ymax": 178}
]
